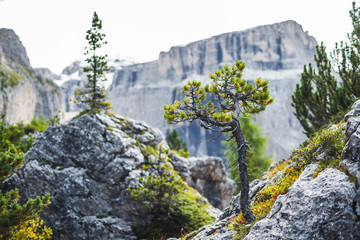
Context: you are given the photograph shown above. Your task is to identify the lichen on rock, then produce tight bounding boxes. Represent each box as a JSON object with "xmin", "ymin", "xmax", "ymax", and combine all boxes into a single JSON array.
[{"xmin": 2, "ymin": 112, "xmax": 234, "ymax": 239}]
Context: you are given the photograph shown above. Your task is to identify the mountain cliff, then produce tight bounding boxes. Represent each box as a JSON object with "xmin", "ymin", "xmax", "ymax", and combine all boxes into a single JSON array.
[
  {"xmin": 0, "ymin": 28, "xmax": 64, "ymax": 124},
  {"xmin": 107, "ymin": 20, "xmax": 317, "ymax": 159}
]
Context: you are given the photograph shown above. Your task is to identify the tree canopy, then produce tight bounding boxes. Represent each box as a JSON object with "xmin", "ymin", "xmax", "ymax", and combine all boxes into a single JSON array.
[
  {"xmin": 292, "ymin": 1, "xmax": 360, "ymax": 136},
  {"xmin": 164, "ymin": 60, "xmax": 273, "ymax": 222},
  {"xmin": 291, "ymin": 43, "xmax": 352, "ymax": 137}
]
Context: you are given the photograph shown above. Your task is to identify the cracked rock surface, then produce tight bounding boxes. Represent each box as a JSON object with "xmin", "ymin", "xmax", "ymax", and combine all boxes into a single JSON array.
[
  {"xmin": 244, "ymin": 165, "xmax": 360, "ymax": 240},
  {"xmin": 2, "ymin": 113, "xmax": 234, "ymax": 239}
]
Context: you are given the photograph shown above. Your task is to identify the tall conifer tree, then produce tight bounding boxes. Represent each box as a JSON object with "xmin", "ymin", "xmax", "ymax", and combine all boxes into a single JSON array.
[
  {"xmin": 333, "ymin": 1, "xmax": 360, "ymax": 99},
  {"xmin": 74, "ymin": 11, "xmax": 112, "ymax": 113},
  {"xmin": 291, "ymin": 43, "xmax": 352, "ymax": 137}
]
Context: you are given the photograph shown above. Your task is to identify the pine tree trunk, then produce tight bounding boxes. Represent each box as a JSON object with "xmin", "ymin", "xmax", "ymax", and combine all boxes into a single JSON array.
[{"xmin": 232, "ymin": 118, "xmax": 255, "ymax": 222}]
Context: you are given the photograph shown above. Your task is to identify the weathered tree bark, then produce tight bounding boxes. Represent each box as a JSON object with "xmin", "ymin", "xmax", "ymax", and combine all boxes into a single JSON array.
[{"xmin": 232, "ymin": 118, "xmax": 255, "ymax": 222}]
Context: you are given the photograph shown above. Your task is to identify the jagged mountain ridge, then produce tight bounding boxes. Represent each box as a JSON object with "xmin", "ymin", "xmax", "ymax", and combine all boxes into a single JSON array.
[
  {"xmin": 107, "ymin": 20, "xmax": 317, "ymax": 159},
  {"xmin": 0, "ymin": 28, "xmax": 64, "ymax": 124}
]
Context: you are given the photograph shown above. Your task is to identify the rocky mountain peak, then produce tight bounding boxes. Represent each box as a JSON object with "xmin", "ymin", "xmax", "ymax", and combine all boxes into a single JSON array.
[
  {"xmin": 0, "ymin": 28, "xmax": 64, "ymax": 124},
  {"xmin": 0, "ymin": 28, "xmax": 31, "ymax": 68},
  {"xmin": 156, "ymin": 20, "xmax": 316, "ymax": 82}
]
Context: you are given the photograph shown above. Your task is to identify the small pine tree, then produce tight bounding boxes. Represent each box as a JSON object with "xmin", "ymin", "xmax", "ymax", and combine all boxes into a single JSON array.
[
  {"xmin": 74, "ymin": 11, "xmax": 112, "ymax": 114},
  {"xmin": 163, "ymin": 60, "xmax": 273, "ymax": 222},
  {"xmin": 0, "ymin": 119, "xmax": 51, "ymax": 239},
  {"xmin": 292, "ymin": 2, "xmax": 360, "ymax": 136},
  {"xmin": 291, "ymin": 43, "xmax": 352, "ymax": 137},
  {"xmin": 166, "ymin": 129, "xmax": 189, "ymax": 158},
  {"xmin": 223, "ymin": 117, "xmax": 271, "ymax": 194}
]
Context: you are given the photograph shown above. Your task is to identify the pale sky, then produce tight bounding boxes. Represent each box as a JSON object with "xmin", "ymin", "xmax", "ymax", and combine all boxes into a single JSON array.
[{"xmin": 0, "ymin": 0, "xmax": 355, "ymax": 74}]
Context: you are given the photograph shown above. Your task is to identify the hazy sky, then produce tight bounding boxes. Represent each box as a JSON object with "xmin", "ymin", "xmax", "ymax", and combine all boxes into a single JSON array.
[{"xmin": 0, "ymin": 0, "xmax": 355, "ymax": 74}]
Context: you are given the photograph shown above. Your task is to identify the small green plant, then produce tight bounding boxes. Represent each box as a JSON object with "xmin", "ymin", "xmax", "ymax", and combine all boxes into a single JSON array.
[
  {"xmin": 47, "ymin": 110, "xmax": 61, "ymax": 126},
  {"xmin": 0, "ymin": 117, "xmax": 52, "ymax": 239},
  {"xmin": 128, "ymin": 144, "xmax": 214, "ymax": 239},
  {"xmin": 166, "ymin": 129, "xmax": 190, "ymax": 158},
  {"xmin": 164, "ymin": 61, "xmax": 273, "ymax": 222}
]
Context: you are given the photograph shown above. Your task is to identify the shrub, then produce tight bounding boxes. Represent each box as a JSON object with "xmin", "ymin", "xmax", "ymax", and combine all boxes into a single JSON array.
[{"xmin": 128, "ymin": 145, "xmax": 213, "ymax": 239}]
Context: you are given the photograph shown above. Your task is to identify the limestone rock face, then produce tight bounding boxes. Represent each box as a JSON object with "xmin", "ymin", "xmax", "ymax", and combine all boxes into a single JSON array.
[
  {"xmin": 0, "ymin": 28, "xmax": 30, "ymax": 68},
  {"xmin": 108, "ymin": 20, "xmax": 317, "ymax": 159},
  {"xmin": 2, "ymin": 113, "xmax": 234, "ymax": 239},
  {"xmin": 0, "ymin": 29, "xmax": 64, "ymax": 124},
  {"xmin": 244, "ymin": 165, "xmax": 360, "ymax": 240}
]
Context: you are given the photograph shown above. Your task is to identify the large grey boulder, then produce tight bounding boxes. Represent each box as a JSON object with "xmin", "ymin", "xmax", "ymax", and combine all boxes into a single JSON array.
[
  {"xmin": 171, "ymin": 154, "xmax": 236, "ymax": 209},
  {"xmin": 244, "ymin": 165, "xmax": 360, "ymax": 240},
  {"xmin": 2, "ymin": 113, "xmax": 234, "ymax": 239},
  {"xmin": 343, "ymin": 100, "xmax": 360, "ymax": 163}
]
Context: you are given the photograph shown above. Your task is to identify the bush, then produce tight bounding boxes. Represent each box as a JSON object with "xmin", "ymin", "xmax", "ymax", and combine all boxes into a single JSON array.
[
  {"xmin": 128, "ymin": 145, "xmax": 213, "ymax": 239},
  {"xmin": 0, "ymin": 117, "xmax": 52, "ymax": 239}
]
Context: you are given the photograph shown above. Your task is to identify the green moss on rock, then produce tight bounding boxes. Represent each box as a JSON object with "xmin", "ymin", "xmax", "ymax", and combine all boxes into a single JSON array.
[{"xmin": 0, "ymin": 64, "xmax": 23, "ymax": 90}]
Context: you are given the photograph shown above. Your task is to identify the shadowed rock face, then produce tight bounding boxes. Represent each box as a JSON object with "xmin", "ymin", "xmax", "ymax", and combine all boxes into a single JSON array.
[
  {"xmin": 2, "ymin": 113, "xmax": 235, "ymax": 239},
  {"xmin": 0, "ymin": 28, "xmax": 64, "ymax": 124},
  {"xmin": 108, "ymin": 20, "xmax": 317, "ymax": 159}
]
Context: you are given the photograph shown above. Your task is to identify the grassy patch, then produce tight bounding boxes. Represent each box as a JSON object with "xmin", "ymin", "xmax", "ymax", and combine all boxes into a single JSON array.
[{"xmin": 266, "ymin": 160, "xmax": 290, "ymax": 179}]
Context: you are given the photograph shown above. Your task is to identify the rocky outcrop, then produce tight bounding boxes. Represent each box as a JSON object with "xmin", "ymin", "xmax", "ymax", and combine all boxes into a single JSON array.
[
  {"xmin": 171, "ymin": 154, "xmax": 235, "ymax": 209},
  {"xmin": 244, "ymin": 164, "xmax": 360, "ymax": 240},
  {"xmin": 0, "ymin": 28, "xmax": 30, "ymax": 69},
  {"xmin": 2, "ymin": 113, "xmax": 234, "ymax": 239},
  {"xmin": 0, "ymin": 28, "xmax": 64, "ymax": 124},
  {"xmin": 108, "ymin": 20, "xmax": 317, "ymax": 159},
  {"xmin": 191, "ymin": 101, "xmax": 360, "ymax": 240}
]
